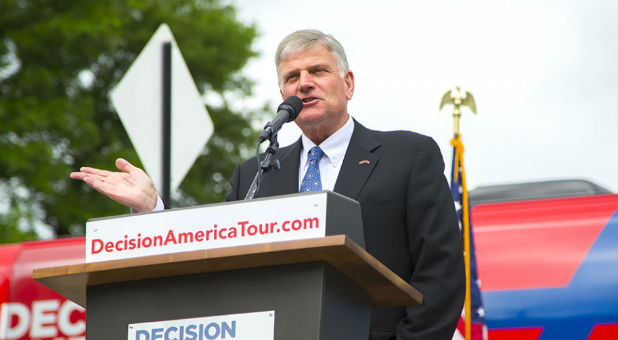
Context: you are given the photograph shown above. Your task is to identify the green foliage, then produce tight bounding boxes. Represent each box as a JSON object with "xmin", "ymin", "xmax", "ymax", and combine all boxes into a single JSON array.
[{"xmin": 0, "ymin": 0, "xmax": 266, "ymax": 242}]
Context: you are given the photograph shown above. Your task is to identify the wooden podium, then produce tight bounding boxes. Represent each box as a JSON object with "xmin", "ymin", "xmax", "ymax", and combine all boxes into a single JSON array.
[{"xmin": 33, "ymin": 193, "xmax": 422, "ymax": 339}]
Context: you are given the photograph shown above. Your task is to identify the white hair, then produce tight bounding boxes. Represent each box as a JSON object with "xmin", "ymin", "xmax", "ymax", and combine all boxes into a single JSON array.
[{"xmin": 275, "ymin": 29, "xmax": 349, "ymax": 87}]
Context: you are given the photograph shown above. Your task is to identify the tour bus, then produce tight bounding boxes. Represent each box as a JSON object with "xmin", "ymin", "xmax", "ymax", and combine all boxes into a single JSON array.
[{"xmin": 0, "ymin": 179, "xmax": 616, "ymax": 340}]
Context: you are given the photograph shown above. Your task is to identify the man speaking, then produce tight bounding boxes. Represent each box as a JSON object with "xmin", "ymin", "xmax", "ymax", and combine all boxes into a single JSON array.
[{"xmin": 72, "ymin": 29, "xmax": 464, "ymax": 339}]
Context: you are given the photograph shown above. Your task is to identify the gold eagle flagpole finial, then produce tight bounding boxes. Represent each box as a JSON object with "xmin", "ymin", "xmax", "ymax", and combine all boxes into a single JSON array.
[{"xmin": 439, "ymin": 86, "xmax": 477, "ymax": 136}]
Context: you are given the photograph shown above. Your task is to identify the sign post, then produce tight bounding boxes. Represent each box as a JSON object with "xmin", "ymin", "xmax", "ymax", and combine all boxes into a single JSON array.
[{"xmin": 162, "ymin": 41, "xmax": 172, "ymax": 207}]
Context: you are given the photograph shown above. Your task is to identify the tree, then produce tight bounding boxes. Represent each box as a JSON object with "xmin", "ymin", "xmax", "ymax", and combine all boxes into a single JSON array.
[{"xmin": 0, "ymin": 0, "xmax": 266, "ymax": 242}]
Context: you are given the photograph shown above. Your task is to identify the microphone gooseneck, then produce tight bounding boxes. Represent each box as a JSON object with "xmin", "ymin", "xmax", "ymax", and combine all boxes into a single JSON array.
[{"xmin": 246, "ymin": 96, "xmax": 303, "ymax": 200}]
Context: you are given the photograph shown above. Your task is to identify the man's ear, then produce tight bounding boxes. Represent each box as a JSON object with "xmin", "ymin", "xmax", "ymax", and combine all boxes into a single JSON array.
[{"xmin": 345, "ymin": 70, "xmax": 355, "ymax": 100}]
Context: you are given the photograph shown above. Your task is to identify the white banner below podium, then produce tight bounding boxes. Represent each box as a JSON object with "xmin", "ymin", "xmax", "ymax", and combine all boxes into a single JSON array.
[{"xmin": 128, "ymin": 311, "xmax": 275, "ymax": 340}]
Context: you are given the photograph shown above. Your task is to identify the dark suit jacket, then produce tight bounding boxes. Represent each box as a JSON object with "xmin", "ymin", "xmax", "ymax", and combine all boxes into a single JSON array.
[{"xmin": 226, "ymin": 120, "xmax": 465, "ymax": 340}]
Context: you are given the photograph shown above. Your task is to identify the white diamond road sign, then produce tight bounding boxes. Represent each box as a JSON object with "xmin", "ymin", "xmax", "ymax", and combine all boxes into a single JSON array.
[{"xmin": 111, "ymin": 23, "xmax": 213, "ymax": 194}]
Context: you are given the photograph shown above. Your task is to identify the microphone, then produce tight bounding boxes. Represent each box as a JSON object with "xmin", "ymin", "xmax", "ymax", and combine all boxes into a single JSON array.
[{"xmin": 258, "ymin": 96, "xmax": 303, "ymax": 143}]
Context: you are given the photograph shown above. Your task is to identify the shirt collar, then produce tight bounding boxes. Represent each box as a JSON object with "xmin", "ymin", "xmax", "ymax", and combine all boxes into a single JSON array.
[{"xmin": 300, "ymin": 115, "xmax": 354, "ymax": 168}]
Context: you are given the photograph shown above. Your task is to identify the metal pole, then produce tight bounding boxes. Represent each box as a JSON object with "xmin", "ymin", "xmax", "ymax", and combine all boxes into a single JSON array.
[{"xmin": 162, "ymin": 42, "xmax": 172, "ymax": 208}]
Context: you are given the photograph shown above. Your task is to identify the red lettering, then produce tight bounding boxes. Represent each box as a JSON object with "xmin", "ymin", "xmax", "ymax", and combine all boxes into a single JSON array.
[
  {"xmin": 91, "ymin": 239, "xmax": 104, "ymax": 254},
  {"xmin": 228, "ymin": 227, "xmax": 237, "ymax": 238},
  {"xmin": 195, "ymin": 231, "xmax": 204, "ymax": 241},
  {"xmin": 247, "ymin": 224, "xmax": 257, "ymax": 236},
  {"xmin": 104, "ymin": 241, "xmax": 114, "ymax": 252},
  {"xmin": 179, "ymin": 232, "xmax": 193, "ymax": 243},
  {"xmin": 238, "ymin": 221, "xmax": 249, "ymax": 237},
  {"xmin": 258, "ymin": 223, "xmax": 270, "ymax": 235},
  {"xmin": 164, "ymin": 230, "xmax": 177, "ymax": 245},
  {"xmin": 304, "ymin": 217, "xmax": 319, "ymax": 229}
]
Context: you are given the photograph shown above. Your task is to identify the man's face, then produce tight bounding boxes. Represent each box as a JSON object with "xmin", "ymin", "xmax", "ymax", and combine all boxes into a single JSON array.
[{"xmin": 279, "ymin": 45, "xmax": 354, "ymax": 139}]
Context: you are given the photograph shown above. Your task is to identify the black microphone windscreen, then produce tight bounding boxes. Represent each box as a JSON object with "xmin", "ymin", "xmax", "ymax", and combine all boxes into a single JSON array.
[{"xmin": 278, "ymin": 96, "xmax": 303, "ymax": 122}]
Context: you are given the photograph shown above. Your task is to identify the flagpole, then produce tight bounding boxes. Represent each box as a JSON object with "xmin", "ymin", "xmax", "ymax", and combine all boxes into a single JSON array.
[
  {"xmin": 441, "ymin": 87, "xmax": 477, "ymax": 340},
  {"xmin": 460, "ymin": 138, "xmax": 472, "ymax": 340}
]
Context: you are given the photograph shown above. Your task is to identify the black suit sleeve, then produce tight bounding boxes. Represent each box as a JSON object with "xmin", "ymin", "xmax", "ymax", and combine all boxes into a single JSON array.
[{"xmin": 397, "ymin": 137, "xmax": 465, "ymax": 339}]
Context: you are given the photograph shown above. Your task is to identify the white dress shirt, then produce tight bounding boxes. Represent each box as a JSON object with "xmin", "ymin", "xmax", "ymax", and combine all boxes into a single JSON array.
[{"xmin": 298, "ymin": 115, "xmax": 354, "ymax": 191}]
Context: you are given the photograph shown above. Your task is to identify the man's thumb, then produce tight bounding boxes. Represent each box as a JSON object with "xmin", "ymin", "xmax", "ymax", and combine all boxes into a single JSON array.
[{"xmin": 115, "ymin": 158, "xmax": 135, "ymax": 173}]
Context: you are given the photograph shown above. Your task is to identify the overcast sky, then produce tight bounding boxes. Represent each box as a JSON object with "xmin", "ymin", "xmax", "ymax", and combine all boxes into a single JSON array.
[{"xmin": 230, "ymin": 0, "xmax": 618, "ymax": 193}]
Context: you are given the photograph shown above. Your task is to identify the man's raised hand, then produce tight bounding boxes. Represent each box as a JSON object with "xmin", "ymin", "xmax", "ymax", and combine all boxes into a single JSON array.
[{"xmin": 70, "ymin": 158, "xmax": 159, "ymax": 212}]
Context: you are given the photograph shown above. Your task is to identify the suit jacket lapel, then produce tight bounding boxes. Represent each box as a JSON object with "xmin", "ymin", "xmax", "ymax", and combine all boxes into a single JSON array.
[
  {"xmin": 257, "ymin": 138, "xmax": 302, "ymax": 198},
  {"xmin": 334, "ymin": 120, "xmax": 380, "ymax": 200}
]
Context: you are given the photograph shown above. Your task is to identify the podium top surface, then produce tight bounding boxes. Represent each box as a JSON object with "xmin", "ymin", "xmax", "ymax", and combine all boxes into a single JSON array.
[{"xmin": 33, "ymin": 235, "xmax": 422, "ymax": 308}]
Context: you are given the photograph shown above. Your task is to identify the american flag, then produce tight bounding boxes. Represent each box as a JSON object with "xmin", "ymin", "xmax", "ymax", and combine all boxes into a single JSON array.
[{"xmin": 450, "ymin": 135, "xmax": 487, "ymax": 340}]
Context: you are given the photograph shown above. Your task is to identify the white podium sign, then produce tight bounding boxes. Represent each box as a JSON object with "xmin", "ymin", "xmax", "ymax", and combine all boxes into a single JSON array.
[
  {"xmin": 128, "ymin": 310, "xmax": 274, "ymax": 340},
  {"xmin": 85, "ymin": 193, "xmax": 328, "ymax": 263}
]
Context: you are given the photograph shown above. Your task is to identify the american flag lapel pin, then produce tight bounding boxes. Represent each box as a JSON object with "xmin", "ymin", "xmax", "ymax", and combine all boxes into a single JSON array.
[{"xmin": 358, "ymin": 160, "xmax": 371, "ymax": 165}]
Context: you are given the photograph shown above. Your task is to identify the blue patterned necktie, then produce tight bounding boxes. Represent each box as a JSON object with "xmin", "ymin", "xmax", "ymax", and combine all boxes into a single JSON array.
[{"xmin": 300, "ymin": 146, "xmax": 324, "ymax": 192}]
